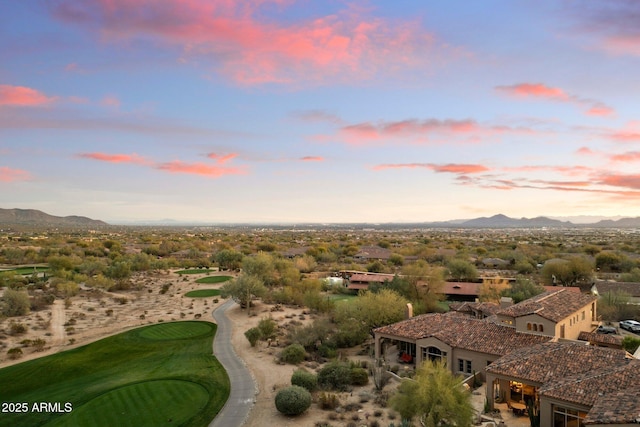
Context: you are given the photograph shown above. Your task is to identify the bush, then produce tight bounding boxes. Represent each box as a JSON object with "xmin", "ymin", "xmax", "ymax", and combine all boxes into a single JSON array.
[
  {"xmin": 279, "ymin": 343, "xmax": 306, "ymax": 364},
  {"xmin": 8, "ymin": 322, "xmax": 27, "ymax": 336},
  {"xmin": 318, "ymin": 361, "xmax": 352, "ymax": 391},
  {"xmin": 257, "ymin": 316, "xmax": 277, "ymax": 340},
  {"xmin": 318, "ymin": 392, "xmax": 340, "ymax": 410},
  {"xmin": 350, "ymin": 367, "xmax": 369, "ymax": 386},
  {"xmin": 245, "ymin": 327, "xmax": 262, "ymax": 347},
  {"xmin": 274, "ymin": 385, "xmax": 311, "ymax": 416},
  {"xmin": 291, "ymin": 369, "xmax": 317, "ymax": 391},
  {"xmin": 7, "ymin": 347, "xmax": 23, "ymax": 360}
]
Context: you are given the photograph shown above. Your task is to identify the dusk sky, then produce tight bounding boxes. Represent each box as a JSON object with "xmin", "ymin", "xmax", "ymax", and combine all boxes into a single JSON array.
[{"xmin": 2, "ymin": 1, "xmax": 640, "ymax": 224}]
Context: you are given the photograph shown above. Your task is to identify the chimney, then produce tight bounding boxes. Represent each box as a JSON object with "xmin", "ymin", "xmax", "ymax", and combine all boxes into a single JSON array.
[
  {"xmin": 500, "ymin": 297, "xmax": 513, "ymax": 308},
  {"xmin": 405, "ymin": 303, "xmax": 413, "ymax": 319}
]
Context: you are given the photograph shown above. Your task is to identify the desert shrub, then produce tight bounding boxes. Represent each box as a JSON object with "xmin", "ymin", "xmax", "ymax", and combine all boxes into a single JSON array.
[
  {"xmin": 317, "ymin": 343, "xmax": 337, "ymax": 359},
  {"xmin": 1, "ymin": 288, "xmax": 30, "ymax": 317},
  {"xmin": 291, "ymin": 369, "xmax": 317, "ymax": 391},
  {"xmin": 274, "ymin": 385, "xmax": 311, "ymax": 416},
  {"xmin": 318, "ymin": 392, "xmax": 340, "ymax": 410},
  {"xmin": 8, "ymin": 322, "xmax": 27, "ymax": 336},
  {"xmin": 350, "ymin": 367, "xmax": 369, "ymax": 386},
  {"xmin": 318, "ymin": 361, "xmax": 352, "ymax": 391},
  {"xmin": 622, "ymin": 336, "xmax": 640, "ymax": 353},
  {"xmin": 245, "ymin": 327, "xmax": 262, "ymax": 347},
  {"xmin": 7, "ymin": 347, "xmax": 23, "ymax": 360},
  {"xmin": 32, "ymin": 338, "xmax": 46, "ymax": 351},
  {"xmin": 257, "ymin": 316, "xmax": 277, "ymax": 340},
  {"xmin": 279, "ymin": 343, "xmax": 306, "ymax": 364}
]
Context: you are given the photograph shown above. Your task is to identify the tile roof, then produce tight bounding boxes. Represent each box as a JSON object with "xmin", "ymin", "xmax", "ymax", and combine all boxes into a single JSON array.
[
  {"xmin": 496, "ymin": 288, "xmax": 597, "ymax": 322},
  {"xmin": 583, "ymin": 386, "xmax": 640, "ymax": 425},
  {"xmin": 577, "ymin": 331, "xmax": 623, "ymax": 347},
  {"xmin": 486, "ymin": 342, "xmax": 630, "ymax": 385},
  {"xmin": 443, "ymin": 282, "xmax": 481, "ymax": 296},
  {"xmin": 374, "ymin": 312, "xmax": 549, "ymax": 356},
  {"xmin": 593, "ymin": 280, "xmax": 640, "ymax": 297},
  {"xmin": 539, "ymin": 359, "xmax": 640, "ymax": 408},
  {"xmin": 349, "ymin": 273, "xmax": 395, "ymax": 283}
]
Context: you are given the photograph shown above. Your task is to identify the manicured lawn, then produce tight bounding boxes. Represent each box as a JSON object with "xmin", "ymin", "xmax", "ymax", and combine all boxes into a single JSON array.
[
  {"xmin": 185, "ymin": 289, "xmax": 222, "ymax": 298},
  {"xmin": 195, "ymin": 276, "xmax": 232, "ymax": 284},
  {"xmin": 175, "ymin": 269, "xmax": 214, "ymax": 275},
  {"xmin": 4, "ymin": 266, "xmax": 49, "ymax": 275},
  {"xmin": 328, "ymin": 293, "xmax": 358, "ymax": 303},
  {"xmin": 0, "ymin": 321, "xmax": 229, "ymax": 427}
]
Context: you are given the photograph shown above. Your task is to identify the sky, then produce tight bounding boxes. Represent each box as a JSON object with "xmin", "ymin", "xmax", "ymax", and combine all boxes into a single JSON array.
[{"xmin": 2, "ymin": 0, "xmax": 640, "ymax": 224}]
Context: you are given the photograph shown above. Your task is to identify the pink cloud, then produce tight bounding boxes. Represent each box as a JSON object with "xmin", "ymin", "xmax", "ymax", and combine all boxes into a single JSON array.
[
  {"xmin": 300, "ymin": 156, "xmax": 324, "ymax": 162},
  {"xmin": 576, "ymin": 146, "xmax": 596, "ymax": 156},
  {"xmin": 609, "ymin": 131, "xmax": 640, "ymax": 142},
  {"xmin": 495, "ymin": 82, "xmax": 615, "ymax": 116},
  {"xmin": 610, "ymin": 151, "xmax": 640, "ymax": 162},
  {"xmin": 207, "ymin": 153, "xmax": 238, "ymax": 164},
  {"xmin": 598, "ymin": 173, "xmax": 640, "ymax": 190},
  {"xmin": 373, "ymin": 163, "xmax": 489, "ymax": 174},
  {"xmin": 77, "ymin": 152, "xmax": 151, "ymax": 165},
  {"xmin": 53, "ymin": 0, "xmax": 436, "ymax": 85},
  {"xmin": 496, "ymin": 83, "xmax": 568, "ymax": 100},
  {"xmin": 155, "ymin": 160, "xmax": 245, "ymax": 177},
  {"xmin": 101, "ymin": 95, "xmax": 120, "ymax": 108},
  {"xmin": 0, "ymin": 166, "xmax": 31, "ymax": 182},
  {"xmin": 339, "ymin": 118, "xmax": 512, "ymax": 145},
  {"xmin": 0, "ymin": 85, "xmax": 55, "ymax": 107}
]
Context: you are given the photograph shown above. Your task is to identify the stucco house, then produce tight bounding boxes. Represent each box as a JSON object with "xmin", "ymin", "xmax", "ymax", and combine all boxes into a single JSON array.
[
  {"xmin": 486, "ymin": 342, "xmax": 640, "ymax": 426},
  {"xmin": 494, "ymin": 288, "xmax": 598, "ymax": 340}
]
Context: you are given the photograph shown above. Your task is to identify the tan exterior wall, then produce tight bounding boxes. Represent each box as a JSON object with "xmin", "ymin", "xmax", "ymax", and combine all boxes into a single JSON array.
[
  {"xmin": 450, "ymin": 348, "xmax": 499, "ymax": 378},
  {"xmin": 516, "ymin": 314, "xmax": 556, "ymax": 337},
  {"xmin": 553, "ymin": 303, "xmax": 594, "ymax": 340},
  {"xmin": 540, "ymin": 397, "xmax": 590, "ymax": 427}
]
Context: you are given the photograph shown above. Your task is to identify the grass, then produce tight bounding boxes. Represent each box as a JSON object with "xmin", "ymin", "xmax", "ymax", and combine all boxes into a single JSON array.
[
  {"xmin": 0, "ymin": 321, "xmax": 229, "ymax": 427},
  {"xmin": 328, "ymin": 293, "xmax": 358, "ymax": 303},
  {"xmin": 195, "ymin": 276, "xmax": 232, "ymax": 284},
  {"xmin": 3, "ymin": 266, "xmax": 49, "ymax": 275},
  {"xmin": 185, "ymin": 289, "xmax": 222, "ymax": 298}
]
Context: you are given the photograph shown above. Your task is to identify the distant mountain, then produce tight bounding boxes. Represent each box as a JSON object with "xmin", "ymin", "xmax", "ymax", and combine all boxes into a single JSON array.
[
  {"xmin": 0, "ymin": 208, "xmax": 107, "ymax": 227},
  {"xmin": 459, "ymin": 214, "xmax": 572, "ymax": 228},
  {"xmin": 591, "ymin": 217, "xmax": 640, "ymax": 228}
]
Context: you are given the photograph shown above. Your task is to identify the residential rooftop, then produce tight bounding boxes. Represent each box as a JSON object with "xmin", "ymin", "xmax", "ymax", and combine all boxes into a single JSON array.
[{"xmin": 496, "ymin": 288, "xmax": 597, "ymax": 322}]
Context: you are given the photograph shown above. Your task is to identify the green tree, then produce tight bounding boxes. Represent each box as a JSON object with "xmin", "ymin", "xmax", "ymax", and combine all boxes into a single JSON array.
[
  {"xmin": 1, "ymin": 288, "xmax": 31, "ymax": 317},
  {"xmin": 334, "ymin": 289, "xmax": 408, "ymax": 330},
  {"xmin": 502, "ymin": 277, "xmax": 545, "ymax": 303},
  {"xmin": 242, "ymin": 253, "xmax": 276, "ymax": 286},
  {"xmin": 446, "ymin": 259, "xmax": 478, "ymax": 281},
  {"xmin": 214, "ymin": 249, "xmax": 244, "ymax": 271},
  {"xmin": 402, "ymin": 260, "xmax": 445, "ymax": 312},
  {"xmin": 541, "ymin": 256, "xmax": 593, "ymax": 288},
  {"xmin": 220, "ymin": 274, "xmax": 267, "ymax": 314},
  {"xmin": 390, "ymin": 361, "xmax": 474, "ymax": 427}
]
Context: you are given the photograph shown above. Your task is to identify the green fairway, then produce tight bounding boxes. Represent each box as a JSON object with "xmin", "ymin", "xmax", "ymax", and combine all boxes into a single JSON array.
[
  {"xmin": 195, "ymin": 276, "xmax": 232, "ymax": 284},
  {"xmin": 185, "ymin": 289, "xmax": 222, "ymax": 298},
  {"xmin": 0, "ymin": 321, "xmax": 229, "ymax": 427},
  {"xmin": 3, "ymin": 266, "xmax": 49, "ymax": 275}
]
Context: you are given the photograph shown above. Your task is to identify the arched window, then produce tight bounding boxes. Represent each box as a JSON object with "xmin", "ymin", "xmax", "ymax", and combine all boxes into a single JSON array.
[
  {"xmin": 527, "ymin": 323, "xmax": 532, "ymax": 330},
  {"xmin": 533, "ymin": 324, "xmax": 538, "ymax": 332},
  {"xmin": 539, "ymin": 324, "xmax": 544, "ymax": 333},
  {"xmin": 422, "ymin": 346, "xmax": 447, "ymax": 364}
]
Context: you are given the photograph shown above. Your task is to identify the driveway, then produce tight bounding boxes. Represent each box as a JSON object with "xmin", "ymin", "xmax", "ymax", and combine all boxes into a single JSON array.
[{"xmin": 209, "ymin": 299, "xmax": 256, "ymax": 427}]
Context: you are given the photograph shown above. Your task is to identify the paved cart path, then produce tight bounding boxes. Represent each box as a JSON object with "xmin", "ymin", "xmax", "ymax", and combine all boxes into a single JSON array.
[{"xmin": 209, "ymin": 299, "xmax": 256, "ymax": 427}]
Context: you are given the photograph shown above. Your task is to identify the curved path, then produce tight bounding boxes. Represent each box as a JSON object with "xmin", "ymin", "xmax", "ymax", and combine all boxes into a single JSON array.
[{"xmin": 209, "ymin": 299, "xmax": 256, "ymax": 427}]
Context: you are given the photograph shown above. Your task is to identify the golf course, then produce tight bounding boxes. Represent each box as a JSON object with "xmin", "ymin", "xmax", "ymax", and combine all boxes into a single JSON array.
[{"xmin": 0, "ymin": 321, "xmax": 229, "ymax": 427}]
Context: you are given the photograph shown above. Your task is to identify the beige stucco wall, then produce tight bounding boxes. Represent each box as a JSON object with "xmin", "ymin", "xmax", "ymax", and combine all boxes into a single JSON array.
[
  {"xmin": 553, "ymin": 302, "xmax": 595, "ymax": 340},
  {"xmin": 540, "ymin": 397, "xmax": 590, "ymax": 427},
  {"xmin": 415, "ymin": 336, "xmax": 453, "ymax": 367},
  {"xmin": 516, "ymin": 314, "xmax": 556, "ymax": 337}
]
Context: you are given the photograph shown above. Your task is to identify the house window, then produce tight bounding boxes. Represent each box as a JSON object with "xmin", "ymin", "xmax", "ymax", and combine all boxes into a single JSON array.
[
  {"xmin": 553, "ymin": 405, "xmax": 587, "ymax": 427},
  {"xmin": 527, "ymin": 323, "xmax": 532, "ymax": 330},
  {"xmin": 539, "ymin": 324, "xmax": 544, "ymax": 333},
  {"xmin": 423, "ymin": 346, "xmax": 447, "ymax": 364},
  {"xmin": 457, "ymin": 359, "xmax": 472, "ymax": 374},
  {"xmin": 560, "ymin": 324, "xmax": 565, "ymax": 339},
  {"xmin": 533, "ymin": 324, "xmax": 538, "ymax": 332},
  {"xmin": 581, "ymin": 311, "xmax": 585, "ymax": 321}
]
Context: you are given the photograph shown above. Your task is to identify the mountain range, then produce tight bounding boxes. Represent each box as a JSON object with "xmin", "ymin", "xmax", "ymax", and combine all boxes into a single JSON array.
[
  {"xmin": 0, "ymin": 208, "xmax": 107, "ymax": 227},
  {"xmin": 1, "ymin": 208, "xmax": 640, "ymax": 228}
]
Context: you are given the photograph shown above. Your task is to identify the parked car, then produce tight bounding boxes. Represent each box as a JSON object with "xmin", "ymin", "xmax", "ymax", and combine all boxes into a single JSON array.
[
  {"xmin": 619, "ymin": 320, "xmax": 640, "ymax": 333},
  {"xmin": 596, "ymin": 325, "xmax": 617, "ymax": 334}
]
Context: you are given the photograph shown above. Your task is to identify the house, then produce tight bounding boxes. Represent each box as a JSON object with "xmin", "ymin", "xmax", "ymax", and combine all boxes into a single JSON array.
[
  {"xmin": 353, "ymin": 246, "xmax": 392, "ymax": 261},
  {"xmin": 449, "ymin": 301, "xmax": 500, "ymax": 319},
  {"xmin": 485, "ymin": 342, "xmax": 640, "ymax": 426},
  {"xmin": 494, "ymin": 288, "xmax": 598, "ymax": 340},
  {"xmin": 442, "ymin": 282, "xmax": 482, "ymax": 302},
  {"xmin": 373, "ymin": 312, "xmax": 550, "ymax": 374},
  {"xmin": 345, "ymin": 272, "xmax": 396, "ymax": 290}
]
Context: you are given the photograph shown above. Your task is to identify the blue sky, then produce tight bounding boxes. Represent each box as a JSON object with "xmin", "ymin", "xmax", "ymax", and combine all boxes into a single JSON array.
[{"xmin": 2, "ymin": 1, "xmax": 640, "ymax": 224}]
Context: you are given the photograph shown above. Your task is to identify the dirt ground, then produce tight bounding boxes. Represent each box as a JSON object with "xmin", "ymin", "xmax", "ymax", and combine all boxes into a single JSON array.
[{"xmin": 0, "ymin": 270, "xmax": 495, "ymax": 427}]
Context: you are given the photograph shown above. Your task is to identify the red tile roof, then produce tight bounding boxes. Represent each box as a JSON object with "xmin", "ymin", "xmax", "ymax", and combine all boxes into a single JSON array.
[
  {"xmin": 577, "ymin": 331, "xmax": 623, "ymax": 347},
  {"xmin": 485, "ymin": 342, "xmax": 630, "ymax": 385},
  {"xmin": 374, "ymin": 312, "xmax": 549, "ymax": 356},
  {"xmin": 496, "ymin": 288, "xmax": 597, "ymax": 322},
  {"xmin": 583, "ymin": 385, "xmax": 640, "ymax": 425},
  {"xmin": 443, "ymin": 282, "xmax": 481, "ymax": 295}
]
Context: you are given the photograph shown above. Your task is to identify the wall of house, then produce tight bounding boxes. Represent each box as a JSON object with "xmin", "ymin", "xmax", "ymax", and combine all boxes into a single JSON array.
[
  {"xmin": 516, "ymin": 314, "xmax": 556, "ymax": 337},
  {"xmin": 539, "ymin": 397, "xmax": 590, "ymax": 427},
  {"xmin": 553, "ymin": 303, "xmax": 594, "ymax": 340},
  {"xmin": 415, "ymin": 337, "xmax": 453, "ymax": 368},
  {"xmin": 495, "ymin": 314, "xmax": 515, "ymax": 327},
  {"xmin": 450, "ymin": 348, "xmax": 498, "ymax": 379}
]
